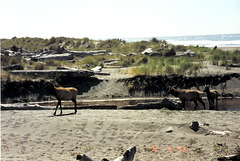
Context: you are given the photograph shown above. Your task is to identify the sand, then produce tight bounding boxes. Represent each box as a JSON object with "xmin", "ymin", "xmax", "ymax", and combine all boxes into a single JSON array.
[
  {"xmin": 1, "ymin": 47, "xmax": 240, "ymax": 160},
  {"xmin": 1, "ymin": 109, "xmax": 240, "ymax": 161}
]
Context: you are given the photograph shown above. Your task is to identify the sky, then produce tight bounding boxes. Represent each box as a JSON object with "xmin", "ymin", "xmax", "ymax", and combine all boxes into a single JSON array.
[{"xmin": 1, "ymin": 0, "xmax": 240, "ymax": 39}]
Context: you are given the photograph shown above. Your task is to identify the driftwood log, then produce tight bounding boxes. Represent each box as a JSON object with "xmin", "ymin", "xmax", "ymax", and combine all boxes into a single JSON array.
[
  {"xmin": 119, "ymin": 98, "xmax": 182, "ymax": 110},
  {"xmin": 2, "ymin": 64, "xmax": 24, "ymax": 71},
  {"xmin": 76, "ymin": 146, "xmax": 136, "ymax": 161},
  {"xmin": 217, "ymin": 154, "xmax": 240, "ymax": 161},
  {"xmin": 10, "ymin": 70, "xmax": 94, "ymax": 78}
]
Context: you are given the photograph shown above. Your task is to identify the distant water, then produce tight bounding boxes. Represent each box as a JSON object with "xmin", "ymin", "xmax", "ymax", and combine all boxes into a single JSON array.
[{"xmin": 124, "ymin": 33, "xmax": 240, "ymax": 47}]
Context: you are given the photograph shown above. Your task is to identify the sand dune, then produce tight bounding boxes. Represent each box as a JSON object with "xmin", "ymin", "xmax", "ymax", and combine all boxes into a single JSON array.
[{"xmin": 1, "ymin": 110, "xmax": 240, "ymax": 161}]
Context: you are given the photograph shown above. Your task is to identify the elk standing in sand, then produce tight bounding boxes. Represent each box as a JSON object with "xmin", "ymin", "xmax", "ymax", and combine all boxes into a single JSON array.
[
  {"xmin": 46, "ymin": 82, "xmax": 78, "ymax": 115},
  {"xmin": 168, "ymin": 87, "xmax": 205, "ymax": 110},
  {"xmin": 203, "ymin": 86, "xmax": 218, "ymax": 110}
]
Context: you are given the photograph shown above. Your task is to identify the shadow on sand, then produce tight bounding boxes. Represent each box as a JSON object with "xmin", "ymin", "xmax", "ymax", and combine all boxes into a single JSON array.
[{"xmin": 49, "ymin": 112, "xmax": 77, "ymax": 117}]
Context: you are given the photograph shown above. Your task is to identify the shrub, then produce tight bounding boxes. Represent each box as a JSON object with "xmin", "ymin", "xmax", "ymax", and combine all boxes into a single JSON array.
[
  {"xmin": 164, "ymin": 48, "xmax": 176, "ymax": 57},
  {"xmin": 75, "ymin": 40, "xmax": 81, "ymax": 48},
  {"xmin": 174, "ymin": 45, "xmax": 187, "ymax": 51},
  {"xmin": 137, "ymin": 57, "xmax": 148, "ymax": 64},
  {"xmin": 49, "ymin": 37, "xmax": 56, "ymax": 44},
  {"xmin": 34, "ymin": 63, "xmax": 46, "ymax": 70},
  {"xmin": 82, "ymin": 56, "xmax": 96, "ymax": 66},
  {"xmin": 44, "ymin": 59, "xmax": 61, "ymax": 66},
  {"xmin": 165, "ymin": 65, "xmax": 174, "ymax": 74},
  {"xmin": 118, "ymin": 57, "xmax": 133, "ymax": 67},
  {"xmin": 82, "ymin": 37, "xmax": 89, "ymax": 45},
  {"xmin": 150, "ymin": 38, "xmax": 160, "ymax": 43},
  {"xmin": 49, "ymin": 44, "xmax": 58, "ymax": 50}
]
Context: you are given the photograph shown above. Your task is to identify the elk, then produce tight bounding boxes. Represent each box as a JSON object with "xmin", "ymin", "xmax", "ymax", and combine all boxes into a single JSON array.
[
  {"xmin": 168, "ymin": 87, "xmax": 205, "ymax": 110},
  {"xmin": 203, "ymin": 86, "xmax": 218, "ymax": 110},
  {"xmin": 46, "ymin": 82, "xmax": 78, "ymax": 115}
]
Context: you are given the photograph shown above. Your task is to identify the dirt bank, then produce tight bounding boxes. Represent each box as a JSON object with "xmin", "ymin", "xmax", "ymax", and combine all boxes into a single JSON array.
[{"xmin": 1, "ymin": 73, "xmax": 240, "ymax": 103}]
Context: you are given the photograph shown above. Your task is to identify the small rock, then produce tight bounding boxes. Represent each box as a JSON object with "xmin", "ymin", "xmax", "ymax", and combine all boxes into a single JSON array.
[
  {"xmin": 190, "ymin": 121, "xmax": 199, "ymax": 132},
  {"xmin": 166, "ymin": 126, "xmax": 173, "ymax": 133}
]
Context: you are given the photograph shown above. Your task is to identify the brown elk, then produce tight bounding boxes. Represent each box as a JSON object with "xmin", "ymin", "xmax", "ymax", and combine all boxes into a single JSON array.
[
  {"xmin": 203, "ymin": 86, "xmax": 218, "ymax": 110},
  {"xmin": 46, "ymin": 82, "xmax": 78, "ymax": 115},
  {"xmin": 168, "ymin": 87, "xmax": 205, "ymax": 110}
]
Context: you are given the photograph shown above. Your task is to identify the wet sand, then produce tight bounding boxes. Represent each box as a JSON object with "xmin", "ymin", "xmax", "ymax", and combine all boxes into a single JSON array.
[{"xmin": 1, "ymin": 110, "xmax": 240, "ymax": 161}]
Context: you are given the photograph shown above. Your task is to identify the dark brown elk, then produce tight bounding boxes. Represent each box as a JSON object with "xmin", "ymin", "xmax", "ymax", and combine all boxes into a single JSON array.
[
  {"xmin": 168, "ymin": 87, "xmax": 205, "ymax": 110},
  {"xmin": 46, "ymin": 82, "xmax": 78, "ymax": 115},
  {"xmin": 203, "ymin": 86, "xmax": 218, "ymax": 110}
]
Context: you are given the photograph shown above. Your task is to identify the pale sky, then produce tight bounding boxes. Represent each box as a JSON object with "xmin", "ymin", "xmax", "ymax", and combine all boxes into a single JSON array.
[{"xmin": 1, "ymin": 0, "xmax": 240, "ymax": 39}]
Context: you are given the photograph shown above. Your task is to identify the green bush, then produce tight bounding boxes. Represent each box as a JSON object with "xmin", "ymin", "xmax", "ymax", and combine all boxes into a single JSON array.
[
  {"xmin": 44, "ymin": 59, "xmax": 61, "ymax": 67},
  {"xmin": 49, "ymin": 37, "xmax": 56, "ymax": 44},
  {"xmin": 1, "ymin": 56, "xmax": 22, "ymax": 66},
  {"xmin": 210, "ymin": 49, "xmax": 240, "ymax": 65},
  {"xmin": 34, "ymin": 63, "xmax": 46, "ymax": 70},
  {"xmin": 174, "ymin": 45, "xmax": 187, "ymax": 51}
]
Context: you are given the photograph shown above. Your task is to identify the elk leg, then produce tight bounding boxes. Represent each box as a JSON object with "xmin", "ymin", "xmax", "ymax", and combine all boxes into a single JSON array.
[
  {"xmin": 215, "ymin": 97, "xmax": 218, "ymax": 110},
  {"xmin": 72, "ymin": 99, "xmax": 77, "ymax": 114},
  {"xmin": 208, "ymin": 99, "xmax": 211, "ymax": 109},
  {"xmin": 59, "ymin": 101, "xmax": 62, "ymax": 115},
  {"xmin": 54, "ymin": 101, "xmax": 60, "ymax": 115},
  {"xmin": 198, "ymin": 99, "xmax": 205, "ymax": 110},
  {"xmin": 194, "ymin": 101, "xmax": 198, "ymax": 110},
  {"xmin": 182, "ymin": 100, "xmax": 186, "ymax": 110}
]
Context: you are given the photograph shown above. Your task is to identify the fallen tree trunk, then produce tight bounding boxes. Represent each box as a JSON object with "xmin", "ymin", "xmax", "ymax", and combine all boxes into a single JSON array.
[
  {"xmin": 10, "ymin": 70, "xmax": 94, "ymax": 78},
  {"xmin": 119, "ymin": 98, "xmax": 182, "ymax": 110},
  {"xmin": 76, "ymin": 146, "xmax": 136, "ymax": 161},
  {"xmin": 70, "ymin": 50, "xmax": 106, "ymax": 57},
  {"xmin": 2, "ymin": 64, "xmax": 24, "ymax": 70}
]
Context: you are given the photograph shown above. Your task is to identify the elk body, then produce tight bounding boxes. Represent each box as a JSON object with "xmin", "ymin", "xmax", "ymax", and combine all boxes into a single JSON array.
[
  {"xmin": 203, "ymin": 86, "xmax": 218, "ymax": 110},
  {"xmin": 168, "ymin": 87, "xmax": 205, "ymax": 110},
  {"xmin": 47, "ymin": 82, "xmax": 78, "ymax": 115}
]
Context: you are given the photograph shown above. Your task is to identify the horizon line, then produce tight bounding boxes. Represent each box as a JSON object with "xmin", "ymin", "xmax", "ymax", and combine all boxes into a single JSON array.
[{"xmin": 1, "ymin": 33, "xmax": 240, "ymax": 40}]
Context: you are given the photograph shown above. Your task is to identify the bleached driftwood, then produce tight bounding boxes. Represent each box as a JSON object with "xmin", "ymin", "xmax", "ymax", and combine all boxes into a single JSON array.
[
  {"xmin": 70, "ymin": 50, "xmax": 106, "ymax": 57},
  {"xmin": 10, "ymin": 70, "xmax": 94, "ymax": 78},
  {"xmin": 39, "ymin": 53, "xmax": 73, "ymax": 60},
  {"xmin": 2, "ymin": 64, "xmax": 23, "ymax": 70},
  {"xmin": 217, "ymin": 154, "xmax": 240, "ymax": 161},
  {"xmin": 76, "ymin": 146, "xmax": 136, "ymax": 161},
  {"xmin": 119, "ymin": 98, "xmax": 181, "ymax": 110},
  {"xmin": 206, "ymin": 130, "xmax": 232, "ymax": 136},
  {"xmin": 91, "ymin": 66, "xmax": 103, "ymax": 72},
  {"xmin": 76, "ymin": 154, "xmax": 95, "ymax": 161},
  {"xmin": 113, "ymin": 146, "xmax": 136, "ymax": 161}
]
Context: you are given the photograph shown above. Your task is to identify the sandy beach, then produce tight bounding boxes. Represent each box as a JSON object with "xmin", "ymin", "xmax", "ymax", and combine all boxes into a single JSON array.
[{"xmin": 1, "ymin": 109, "xmax": 240, "ymax": 161}]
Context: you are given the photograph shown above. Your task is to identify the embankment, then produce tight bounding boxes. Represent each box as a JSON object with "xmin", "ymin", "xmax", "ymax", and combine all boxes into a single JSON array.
[{"xmin": 1, "ymin": 73, "xmax": 240, "ymax": 103}]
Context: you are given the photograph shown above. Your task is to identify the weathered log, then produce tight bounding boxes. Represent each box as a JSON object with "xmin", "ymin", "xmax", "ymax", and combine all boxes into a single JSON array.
[
  {"xmin": 91, "ymin": 66, "xmax": 103, "ymax": 72},
  {"xmin": 76, "ymin": 146, "xmax": 136, "ymax": 161},
  {"xmin": 76, "ymin": 154, "xmax": 95, "ymax": 161},
  {"xmin": 217, "ymin": 154, "xmax": 240, "ymax": 161},
  {"xmin": 39, "ymin": 53, "xmax": 73, "ymax": 60},
  {"xmin": 230, "ymin": 64, "xmax": 240, "ymax": 67},
  {"xmin": 10, "ymin": 70, "xmax": 94, "ymax": 78},
  {"xmin": 70, "ymin": 50, "xmax": 106, "ymax": 57},
  {"xmin": 2, "ymin": 64, "xmax": 24, "ymax": 71},
  {"xmin": 141, "ymin": 48, "xmax": 153, "ymax": 55},
  {"xmin": 119, "ymin": 98, "xmax": 181, "ymax": 110},
  {"xmin": 113, "ymin": 146, "xmax": 136, "ymax": 161}
]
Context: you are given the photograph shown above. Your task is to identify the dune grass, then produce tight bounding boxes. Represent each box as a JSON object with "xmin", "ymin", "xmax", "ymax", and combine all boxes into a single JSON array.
[
  {"xmin": 2, "ymin": 37, "xmax": 240, "ymax": 78},
  {"xmin": 130, "ymin": 56, "xmax": 203, "ymax": 76}
]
